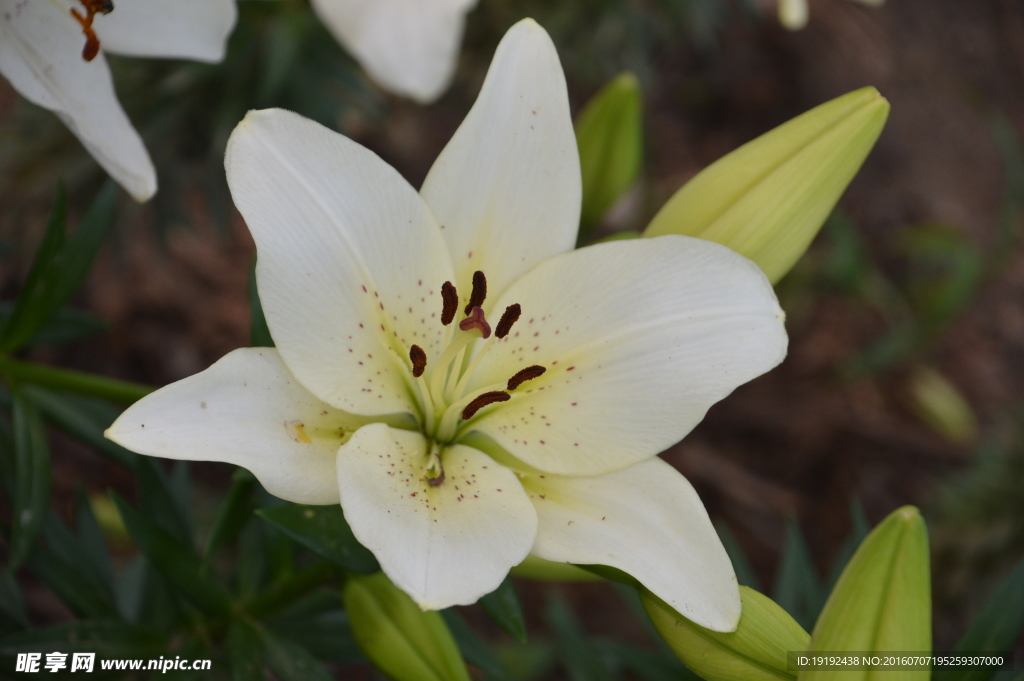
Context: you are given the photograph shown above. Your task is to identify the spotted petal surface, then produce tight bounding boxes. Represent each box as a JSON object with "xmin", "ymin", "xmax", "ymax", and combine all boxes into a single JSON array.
[
  {"xmin": 336, "ymin": 424, "xmax": 537, "ymax": 609},
  {"xmin": 463, "ymin": 236, "xmax": 788, "ymax": 476}
]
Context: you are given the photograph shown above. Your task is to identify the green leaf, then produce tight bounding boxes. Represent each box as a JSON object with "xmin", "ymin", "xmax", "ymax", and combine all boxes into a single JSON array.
[
  {"xmin": 0, "ymin": 304, "xmax": 107, "ymax": 347},
  {"xmin": 575, "ymin": 72, "xmax": 643, "ymax": 235},
  {"xmin": 113, "ymin": 555, "xmax": 147, "ymax": 623},
  {"xmin": 934, "ymin": 554, "xmax": 1024, "ymax": 681},
  {"xmin": 546, "ymin": 592, "xmax": 615, "ymax": 681},
  {"xmin": 0, "ymin": 182, "xmax": 116, "ymax": 353},
  {"xmin": 256, "ymin": 503, "xmax": 378, "ymax": 574},
  {"xmin": 0, "ymin": 573, "xmax": 27, "ymax": 627},
  {"xmin": 259, "ymin": 623, "xmax": 335, "ymax": 681},
  {"xmin": 27, "ymin": 543, "xmax": 119, "ymax": 618},
  {"xmin": 264, "ymin": 592, "xmax": 362, "ymax": 663},
  {"xmin": 479, "ymin": 576, "xmax": 527, "ymax": 643},
  {"xmin": 236, "ymin": 522, "xmax": 267, "ymax": 598},
  {"xmin": 823, "ymin": 499, "xmax": 869, "ymax": 595},
  {"xmin": 112, "ymin": 492, "xmax": 232, "ymax": 618},
  {"xmin": 804, "ymin": 506, "xmax": 931, "ymax": 681},
  {"xmin": 344, "ymin": 571, "xmax": 472, "ymax": 681},
  {"xmin": 442, "ymin": 609, "xmax": 513, "ymax": 681},
  {"xmin": 0, "ymin": 185, "xmax": 67, "ymax": 352},
  {"xmin": 204, "ymin": 468, "xmax": 257, "ymax": 563},
  {"xmin": 773, "ymin": 516, "xmax": 823, "ymax": 630},
  {"xmin": 249, "ymin": 257, "xmax": 274, "ymax": 348},
  {"xmin": 25, "ymin": 386, "xmax": 135, "ymax": 467},
  {"xmin": 135, "ymin": 457, "xmax": 194, "ymax": 546},
  {"xmin": 601, "ymin": 640, "xmax": 701, "ymax": 681},
  {"xmin": 0, "ymin": 619, "xmax": 166, "ymax": 657},
  {"xmin": 643, "ymin": 586, "xmax": 809, "ymax": 681},
  {"xmin": 74, "ymin": 486, "xmax": 115, "ymax": 593},
  {"xmin": 8, "ymin": 389, "xmax": 51, "ymax": 571},
  {"xmin": 227, "ymin": 619, "xmax": 266, "ymax": 681}
]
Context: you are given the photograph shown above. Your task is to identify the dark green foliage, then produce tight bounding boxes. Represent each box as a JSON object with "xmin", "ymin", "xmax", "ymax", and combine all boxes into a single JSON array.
[
  {"xmin": 479, "ymin": 576, "xmax": 528, "ymax": 643},
  {"xmin": 256, "ymin": 503, "xmax": 379, "ymax": 574}
]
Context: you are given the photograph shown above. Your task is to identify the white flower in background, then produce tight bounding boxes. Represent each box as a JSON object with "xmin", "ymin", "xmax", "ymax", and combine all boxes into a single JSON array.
[
  {"xmin": 310, "ymin": 0, "xmax": 478, "ymax": 103},
  {"xmin": 106, "ymin": 19, "xmax": 787, "ymax": 631},
  {"xmin": 0, "ymin": 0, "xmax": 237, "ymax": 201},
  {"xmin": 778, "ymin": 0, "xmax": 885, "ymax": 31}
]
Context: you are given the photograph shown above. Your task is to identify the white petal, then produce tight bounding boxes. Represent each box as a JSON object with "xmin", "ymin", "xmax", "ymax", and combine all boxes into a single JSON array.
[
  {"xmin": 336, "ymin": 423, "xmax": 537, "ymax": 609},
  {"xmin": 310, "ymin": 0, "xmax": 476, "ymax": 103},
  {"xmin": 225, "ymin": 108, "xmax": 456, "ymax": 416},
  {"xmin": 106, "ymin": 348, "xmax": 356, "ymax": 505},
  {"xmin": 525, "ymin": 457, "xmax": 741, "ymax": 632},
  {"xmin": 464, "ymin": 236, "xmax": 787, "ymax": 476},
  {"xmin": 420, "ymin": 18, "xmax": 580, "ymax": 302},
  {"xmin": 94, "ymin": 0, "xmax": 237, "ymax": 62},
  {"xmin": 0, "ymin": 0, "xmax": 156, "ymax": 201}
]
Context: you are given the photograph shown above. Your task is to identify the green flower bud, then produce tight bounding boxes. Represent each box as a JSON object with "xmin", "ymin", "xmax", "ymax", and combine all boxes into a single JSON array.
[
  {"xmin": 802, "ymin": 506, "xmax": 930, "ymax": 681},
  {"xmin": 509, "ymin": 554, "xmax": 603, "ymax": 582},
  {"xmin": 575, "ymin": 72, "xmax": 643, "ymax": 230},
  {"xmin": 343, "ymin": 572, "xmax": 471, "ymax": 681},
  {"xmin": 642, "ymin": 585, "xmax": 810, "ymax": 681},
  {"xmin": 908, "ymin": 366, "xmax": 977, "ymax": 444},
  {"xmin": 643, "ymin": 87, "xmax": 889, "ymax": 284}
]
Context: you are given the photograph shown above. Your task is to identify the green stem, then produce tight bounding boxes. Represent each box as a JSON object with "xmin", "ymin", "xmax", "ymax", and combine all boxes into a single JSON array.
[
  {"xmin": 242, "ymin": 562, "xmax": 339, "ymax": 620},
  {"xmin": 0, "ymin": 356, "xmax": 154, "ymax": 404}
]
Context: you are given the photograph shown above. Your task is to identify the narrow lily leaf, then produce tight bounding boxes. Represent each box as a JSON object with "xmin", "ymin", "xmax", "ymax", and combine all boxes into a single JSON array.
[
  {"xmin": 601, "ymin": 640, "xmax": 701, "ymax": 681},
  {"xmin": 112, "ymin": 493, "xmax": 233, "ymax": 618},
  {"xmin": 236, "ymin": 522, "xmax": 267, "ymax": 598},
  {"xmin": 27, "ymin": 545, "xmax": 119, "ymax": 618},
  {"xmin": 9, "ymin": 389, "xmax": 51, "ymax": 571},
  {"xmin": 774, "ymin": 516, "xmax": 823, "ymax": 630},
  {"xmin": 546, "ymin": 592, "xmax": 616, "ymax": 681},
  {"xmin": 256, "ymin": 503, "xmax": 378, "ymax": 574},
  {"xmin": 442, "ymin": 609, "xmax": 514, "ymax": 681},
  {"xmin": 643, "ymin": 586, "xmax": 809, "ymax": 681},
  {"xmin": 510, "ymin": 555, "xmax": 603, "ymax": 582},
  {"xmin": 479, "ymin": 576, "xmax": 527, "ymax": 643},
  {"xmin": 716, "ymin": 521, "xmax": 762, "ymax": 592},
  {"xmin": 644, "ymin": 87, "xmax": 890, "ymax": 284},
  {"xmin": 0, "ymin": 182, "xmax": 116, "ymax": 353},
  {"xmin": 575, "ymin": 72, "xmax": 643, "ymax": 233},
  {"xmin": 264, "ymin": 592, "xmax": 362, "ymax": 663},
  {"xmin": 0, "ymin": 304, "xmax": 107, "ymax": 347},
  {"xmin": 259, "ymin": 624, "xmax": 335, "ymax": 681},
  {"xmin": 74, "ymin": 486, "xmax": 115, "ymax": 593},
  {"xmin": 824, "ymin": 499, "xmax": 870, "ymax": 595},
  {"xmin": 0, "ymin": 573, "xmax": 27, "ymax": 627},
  {"xmin": 0, "ymin": 620, "xmax": 166, "ymax": 657},
  {"xmin": 227, "ymin": 619, "xmax": 267, "ymax": 681},
  {"xmin": 803, "ymin": 506, "xmax": 930, "ymax": 681},
  {"xmin": 344, "ymin": 572, "xmax": 472, "ymax": 681},
  {"xmin": 933, "ymin": 554, "xmax": 1024, "ymax": 681},
  {"xmin": 135, "ymin": 457, "xmax": 194, "ymax": 546},
  {"xmin": 0, "ymin": 185, "xmax": 67, "ymax": 353},
  {"xmin": 24, "ymin": 387, "xmax": 135, "ymax": 467},
  {"xmin": 0, "ymin": 414, "xmax": 13, "ymax": 496},
  {"xmin": 249, "ymin": 257, "xmax": 275, "ymax": 348},
  {"xmin": 204, "ymin": 468, "xmax": 257, "ymax": 563}
]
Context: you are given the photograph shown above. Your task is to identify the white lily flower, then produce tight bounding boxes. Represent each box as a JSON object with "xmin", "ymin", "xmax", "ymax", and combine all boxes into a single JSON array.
[
  {"xmin": 309, "ymin": 0, "xmax": 478, "ymax": 103},
  {"xmin": 778, "ymin": 0, "xmax": 885, "ymax": 31},
  {"xmin": 0, "ymin": 0, "xmax": 237, "ymax": 201},
  {"xmin": 106, "ymin": 19, "xmax": 787, "ymax": 631}
]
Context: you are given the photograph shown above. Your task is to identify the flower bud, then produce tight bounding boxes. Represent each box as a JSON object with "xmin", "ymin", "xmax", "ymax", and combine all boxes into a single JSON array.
[
  {"xmin": 643, "ymin": 87, "xmax": 889, "ymax": 284},
  {"xmin": 343, "ymin": 572, "xmax": 471, "ymax": 681},
  {"xmin": 509, "ymin": 554, "xmax": 603, "ymax": 582},
  {"xmin": 642, "ymin": 585, "xmax": 810, "ymax": 681},
  {"xmin": 908, "ymin": 366, "xmax": 977, "ymax": 444},
  {"xmin": 803, "ymin": 506, "xmax": 931, "ymax": 681},
  {"xmin": 575, "ymin": 72, "xmax": 643, "ymax": 230}
]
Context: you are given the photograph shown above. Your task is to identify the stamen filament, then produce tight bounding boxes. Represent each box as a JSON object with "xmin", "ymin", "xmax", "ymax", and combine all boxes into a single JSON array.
[
  {"xmin": 428, "ymin": 330, "xmax": 479, "ymax": 409},
  {"xmin": 434, "ymin": 381, "xmax": 512, "ymax": 442}
]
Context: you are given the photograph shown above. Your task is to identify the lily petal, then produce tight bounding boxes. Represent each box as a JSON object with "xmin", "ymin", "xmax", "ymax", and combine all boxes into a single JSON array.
[
  {"xmin": 466, "ymin": 236, "xmax": 787, "ymax": 476},
  {"xmin": 94, "ymin": 0, "xmax": 237, "ymax": 63},
  {"xmin": 106, "ymin": 348, "xmax": 355, "ymax": 505},
  {"xmin": 311, "ymin": 0, "xmax": 476, "ymax": 103},
  {"xmin": 0, "ymin": 0, "xmax": 156, "ymax": 201},
  {"xmin": 421, "ymin": 18, "xmax": 580, "ymax": 303},
  {"xmin": 336, "ymin": 423, "xmax": 537, "ymax": 609},
  {"xmin": 525, "ymin": 457, "xmax": 741, "ymax": 632},
  {"xmin": 225, "ymin": 108, "xmax": 455, "ymax": 416}
]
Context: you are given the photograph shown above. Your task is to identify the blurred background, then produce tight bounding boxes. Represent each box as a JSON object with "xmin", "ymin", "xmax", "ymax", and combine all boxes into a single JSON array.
[{"xmin": 2, "ymin": 0, "xmax": 1024, "ymax": 677}]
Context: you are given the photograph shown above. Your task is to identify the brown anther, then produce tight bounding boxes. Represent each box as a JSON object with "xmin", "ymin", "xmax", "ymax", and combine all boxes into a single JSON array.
[
  {"xmin": 409, "ymin": 345, "xmax": 427, "ymax": 378},
  {"xmin": 462, "ymin": 391, "xmax": 511, "ymax": 420},
  {"xmin": 464, "ymin": 270, "xmax": 487, "ymax": 314},
  {"xmin": 494, "ymin": 304, "xmax": 521, "ymax": 339},
  {"xmin": 427, "ymin": 471, "xmax": 446, "ymax": 487},
  {"xmin": 71, "ymin": 1, "xmax": 114, "ymax": 62},
  {"xmin": 459, "ymin": 306, "xmax": 491, "ymax": 339},
  {"xmin": 507, "ymin": 365, "xmax": 546, "ymax": 390},
  {"xmin": 440, "ymin": 281, "xmax": 458, "ymax": 325}
]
